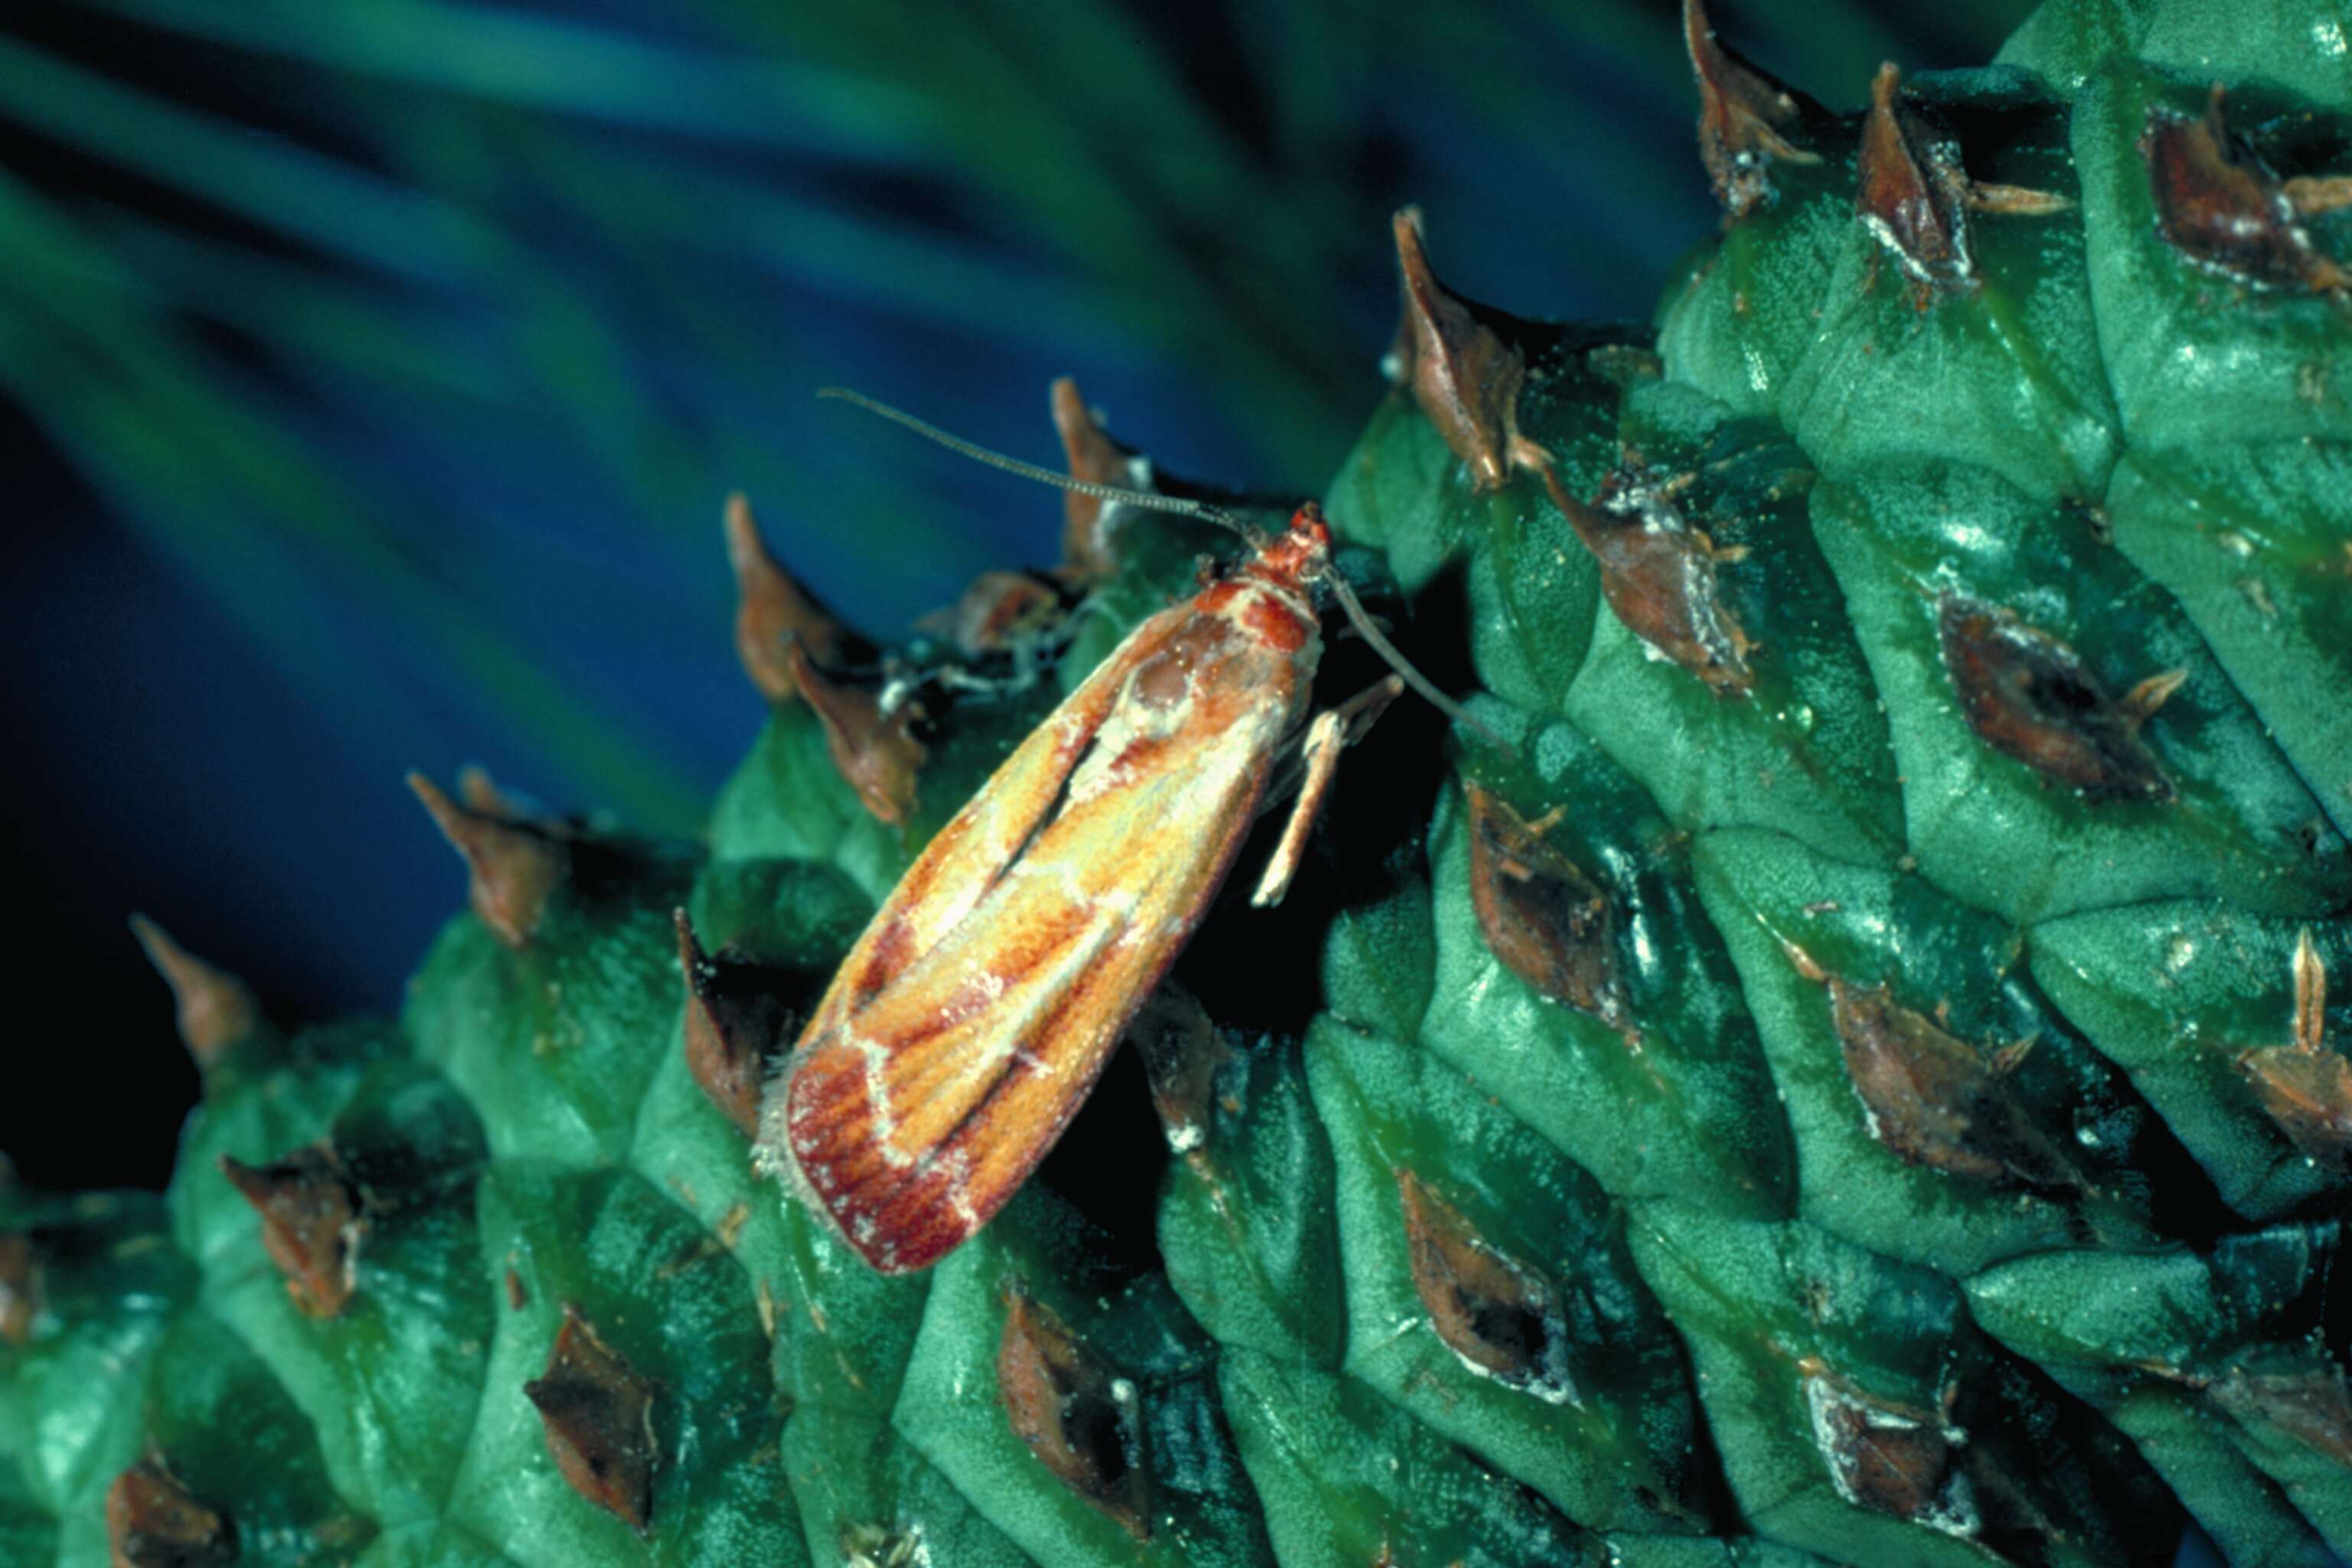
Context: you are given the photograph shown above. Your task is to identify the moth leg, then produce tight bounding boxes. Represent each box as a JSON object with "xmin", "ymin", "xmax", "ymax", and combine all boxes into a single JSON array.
[
  {"xmin": 1128, "ymin": 983, "xmax": 1252, "ymax": 1246},
  {"xmin": 1325, "ymin": 671, "xmax": 1408, "ymax": 740},
  {"xmin": 1129, "ymin": 983, "xmax": 1226, "ymax": 1158},
  {"xmin": 1258, "ymin": 674, "xmax": 1403, "ymax": 808},
  {"xmin": 1250, "ymin": 676, "xmax": 1403, "ymax": 908}
]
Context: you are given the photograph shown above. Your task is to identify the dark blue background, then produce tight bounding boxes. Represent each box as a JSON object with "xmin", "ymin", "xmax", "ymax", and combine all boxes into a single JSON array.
[{"xmin": 2, "ymin": 0, "xmax": 2030, "ymax": 1179}]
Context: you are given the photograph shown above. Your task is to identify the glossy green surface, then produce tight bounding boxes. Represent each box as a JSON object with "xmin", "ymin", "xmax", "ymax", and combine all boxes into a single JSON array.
[{"xmin": 8, "ymin": 2, "xmax": 2350, "ymax": 1562}]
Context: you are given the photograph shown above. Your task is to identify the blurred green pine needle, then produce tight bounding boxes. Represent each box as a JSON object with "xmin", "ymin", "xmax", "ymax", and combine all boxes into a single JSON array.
[{"xmin": 2, "ymin": 0, "xmax": 2032, "ymax": 822}]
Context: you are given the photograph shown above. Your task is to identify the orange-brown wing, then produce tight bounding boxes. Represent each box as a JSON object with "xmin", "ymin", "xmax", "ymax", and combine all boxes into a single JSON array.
[
  {"xmin": 789, "ymin": 598, "xmax": 1192, "ymax": 1051},
  {"xmin": 775, "ymin": 603, "xmax": 1314, "ymax": 1272}
]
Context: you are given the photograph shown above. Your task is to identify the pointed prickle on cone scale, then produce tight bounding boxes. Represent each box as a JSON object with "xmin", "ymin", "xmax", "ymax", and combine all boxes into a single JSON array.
[
  {"xmin": 1682, "ymin": 0, "xmax": 1821, "ymax": 219},
  {"xmin": 1050, "ymin": 376, "xmax": 1146, "ymax": 583},
  {"xmin": 218, "ymin": 1145, "xmax": 364, "ymax": 1319},
  {"xmin": 107, "ymin": 1455, "xmax": 237, "ymax": 1568},
  {"xmin": 726, "ymin": 492, "xmax": 844, "ymax": 704},
  {"xmin": 2237, "ymin": 929, "xmax": 2352, "ymax": 1168},
  {"xmin": 786, "ymin": 642, "xmax": 926, "ymax": 827},
  {"xmin": 674, "ymin": 909, "xmax": 798, "ymax": 1138},
  {"xmin": 524, "ymin": 1303, "xmax": 660, "ymax": 1534},
  {"xmin": 128, "ymin": 915, "xmax": 261, "ymax": 1076},
  {"xmin": 0, "ymin": 1230, "xmax": 41, "ymax": 1347},
  {"xmin": 407, "ymin": 772, "xmax": 567, "ymax": 949},
  {"xmin": 1856, "ymin": 62, "xmax": 2071, "ymax": 296},
  {"xmin": 1856, "ymin": 62, "xmax": 1975, "ymax": 289},
  {"xmin": 997, "ymin": 1279, "xmax": 1152, "ymax": 1539},
  {"xmin": 1387, "ymin": 207, "xmax": 1528, "ymax": 492},
  {"xmin": 2141, "ymin": 85, "xmax": 2350, "ymax": 296}
]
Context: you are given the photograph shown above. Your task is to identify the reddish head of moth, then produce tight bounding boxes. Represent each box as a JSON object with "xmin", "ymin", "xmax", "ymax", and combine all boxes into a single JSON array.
[{"xmin": 756, "ymin": 507, "xmax": 1336, "ymax": 1272}]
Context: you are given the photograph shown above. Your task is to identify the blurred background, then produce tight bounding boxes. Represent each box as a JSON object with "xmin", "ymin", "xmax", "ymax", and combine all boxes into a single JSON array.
[{"xmin": 2, "ymin": 0, "xmax": 2040, "ymax": 1191}]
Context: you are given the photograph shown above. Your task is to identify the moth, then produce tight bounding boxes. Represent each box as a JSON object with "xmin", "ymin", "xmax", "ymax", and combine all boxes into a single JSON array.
[{"xmin": 754, "ymin": 390, "xmax": 1472, "ymax": 1272}]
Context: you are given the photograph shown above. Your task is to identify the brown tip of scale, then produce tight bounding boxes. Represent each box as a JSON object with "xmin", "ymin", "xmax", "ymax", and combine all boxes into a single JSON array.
[
  {"xmin": 524, "ymin": 1304, "xmax": 659, "ymax": 1534},
  {"xmin": 458, "ymin": 763, "xmax": 526, "ymax": 820},
  {"xmin": 1463, "ymin": 784, "xmax": 1635, "ymax": 1037},
  {"xmin": 1934, "ymin": 598, "xmax": 2174, "ymax": 805},
  {"xmin": 786, "ymin": 643, "xmax": 925, "ymax": 827},
  {"xmin": 1050, "ymin": 377, "xmax": 1140, "ymax": 581},
  {"xmin": 219, "ymin": 1146, "xmax": 362, "ymax": 1319},
  {"xmin": 674, "ymin": 909, "xmax": 782, "ymax": 1138},
  {"xmin": 998, "ymin": 1282, "xmax": 1152, "ymax": 1537},
  {"xmin": 1855, "ymin": 62, "xmax": 1971, "ymax": 289},
  {"xmin": 1396, "ymin": 1168, "xmax": 1573, "ymax": 1400},
  {"xmin": 1388, "ymin": 207, "xmax": 1527, "ymax": 493},
  {"xmin": 1826, "ymin": 978, "xmax": 2083, "ymax": 1190},
  {"xmin": 725, "ymin": 492, "xmax": 844, "ymax": 704},
  {"xmin": 129, "ymin": 915, "xmax": 260, "ymax": 1070},
  {"xmin": 407, "ymin": 772, "xmax": 567, "ymax": 948},
  {"xmin": 107, "ymin": 1455, "xmax": 237, "ymax": 1568},
  {"xmin": 1799, "ymin": 1362, "xmax": 1968, "ymax": 1527},
  {"xmin": 1684, "ymin": 0, "xmax": 1819, "ymax": 218},
  {"xmin": 2141, "ymin": 85, "xmax": 2349, "ymax": 296},
  {"xmin": 2237, "ymin": 929, "xmax": 2350, "ymax": 1169},
  {"xmin": 0, "ymin": 1230, "xmax": 41, "ymax": 1347}
]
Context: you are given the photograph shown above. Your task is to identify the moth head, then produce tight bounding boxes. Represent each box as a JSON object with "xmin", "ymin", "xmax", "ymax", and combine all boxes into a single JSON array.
[{"xmin": 1259, "ymin": 503, "xmax": 1334, "ymax": 587}]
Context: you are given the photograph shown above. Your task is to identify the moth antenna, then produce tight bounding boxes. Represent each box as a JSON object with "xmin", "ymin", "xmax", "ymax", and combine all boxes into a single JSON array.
[
  {"xmin": 822, "ymin": 386, "xmax": 1502, "ymax": 749},
  {"xmin": 817, "ymin": 387, "xmax": 1256, "ymax": 544},
  {"xmin": 1320, "ymin": 568, "xmax": 1511, "ymax": 752}
]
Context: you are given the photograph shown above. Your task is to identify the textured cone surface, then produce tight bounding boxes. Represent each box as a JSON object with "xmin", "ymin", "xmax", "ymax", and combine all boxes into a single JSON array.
[{"xmin": 8, "ymin": 2, "xmax": 2352, "ymax": 1566}]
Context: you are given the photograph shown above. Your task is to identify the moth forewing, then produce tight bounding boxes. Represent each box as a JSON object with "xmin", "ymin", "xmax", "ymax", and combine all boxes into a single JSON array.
[
  {"xmin": 789, "ymin": 642, "xmax": 1137, "ymax": 1048},
  {"xmin": 756, "ymin": 526, "xmax": 1332, "ymax": 1273}
]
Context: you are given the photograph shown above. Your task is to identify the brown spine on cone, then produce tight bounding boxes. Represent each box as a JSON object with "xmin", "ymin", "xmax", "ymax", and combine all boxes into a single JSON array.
[
  {"xmin": 1126, "ymin": 983, "xmax": 1227, "ymax": 1157},
  {"xmin": 1464, "ymin": 785, "xmax": 1633, "ymax": 1037},
  {"xmin": 1936, "ymin": 596, "xmax": 2175, "ymax": 805},
  {"xmin": 1854, "ymin": 63, "xmax": 2069, "ymax": 296},
  {"xmin": 524, "ymin": 1304, "xmax": 660, "ymax": 1534},
  {"xmin": 1855, "ymin": 63, "xmax": 1974, "ymax": 289},
  {"xmin": 2208, "ymin": 1362, "xmax": 2352, "ymax": 1468},
  {"xmin": 106, "ymin": 1456, "xmax": 237, "ymax": 1568},
  {"xmin": 1824, "ymin": 976, "xmax": 2081, "ymax": 1190},
  {"xmin": 2238, "ymin": 929, "xmax": 2352, "ymax": 1169},
  {"xmin": 1571, "ymin": 466, "xmax": 1756, "ymax": 697},
  {"xmin": 1388, "ymin": 205, "xmax": 1618, "ymax": 593},
  {"xmin": 1050, "ymin": 377, "xmax": 1142, "ymax": 582},
  {"xmin": 458, "ymin": 764, "xmax": 513, "ymax": 817},
  {"xmin": 1683, "ymin": 0, "xmax": 1820, "ymax": 218},
  {"xmin": 0, "ymin": 1231, "xmax": 41, "ymax": 1346},
  {"xmin": 673, "ymin": 909, "xmax": 798, "ymax": 1138},
  {"xmin": 2241, "ymin": 1046, "xmax": 2352, "ymax": 1169},
  {"xmin": 786, "ymin": 641, "xmax": 926, "ymax": 827},
  {"xmin": 1390, "ymin": 207, "xmax": 1528, "ymax": 492},
  {"xmin": 2141, "ymin": 86, "xmax": 2349, "ymax": 296},
  {"xmin": 1801, "ymin": 1361, "xmax": 1969, "ymax": 1525},
  {"xmin": 128, "ymin": 916, "xmax": 260, "ymax": 1074},
  {"xmin": 218, "ymin": 1146, "xmax": 363, "ymax": 1318},
  {"xmin": 1396, "ymin": 1168, "xmax": 1573, "ymax": 1400},
  {"xmin": 997, "ymin": 1281, "xmax": 1151, "ymax": 1538},
  {"xmin": 407, "ymin": 772, "xmax": 568, "ymax": 947},
  {"xmin": 726, "ymin": 492, "xmax": 844, "ymax": 704}
]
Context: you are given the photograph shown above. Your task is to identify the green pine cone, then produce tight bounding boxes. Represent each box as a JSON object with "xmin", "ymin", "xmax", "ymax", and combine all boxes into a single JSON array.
[{"xmin": 7, "ymin": 1, "xmax": 2349, "ymax": 1565}]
